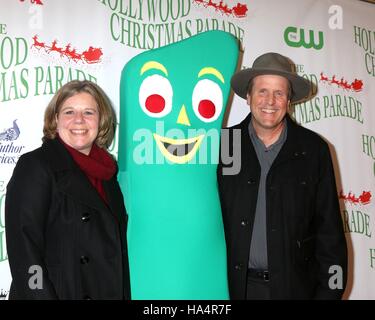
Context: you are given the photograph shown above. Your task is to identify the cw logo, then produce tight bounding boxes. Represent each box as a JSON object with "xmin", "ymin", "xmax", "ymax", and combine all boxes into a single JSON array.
[{"xmin": 284, "ymin": 26, "xmax": 324, "ymax": 50}]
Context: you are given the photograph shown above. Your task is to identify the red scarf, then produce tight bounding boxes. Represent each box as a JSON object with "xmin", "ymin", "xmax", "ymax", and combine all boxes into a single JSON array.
[{"xmin": 59, "ymin": 137, "xmax": 116, "ymax": 204}]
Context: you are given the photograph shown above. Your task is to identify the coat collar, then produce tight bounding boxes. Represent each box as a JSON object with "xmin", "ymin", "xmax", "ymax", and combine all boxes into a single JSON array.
[
  {"xmin": 236, "ymin": 113, "xmax": 260, "ymax": 176},
  {"xmin": 272, "ymin": 115, "xmax": 307, "ymax": 169},
  {"xmin": 237, "ymin": 113, "xmax": 307, "ymax": 170},
  {"xmin": 41, "ymin": 139, "xmax": 115, "ymax": 215}
]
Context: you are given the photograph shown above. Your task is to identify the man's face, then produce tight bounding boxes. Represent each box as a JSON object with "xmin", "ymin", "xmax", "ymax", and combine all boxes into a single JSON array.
[{"xmin": 247, "ymin": 74, "xmax": 290, "ymax": 133}]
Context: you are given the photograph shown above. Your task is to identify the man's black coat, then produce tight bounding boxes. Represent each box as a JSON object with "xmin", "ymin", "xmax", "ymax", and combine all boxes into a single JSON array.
[{"xmin": 218, "ymin": 114, "xmax": 347, "ymax": 299}]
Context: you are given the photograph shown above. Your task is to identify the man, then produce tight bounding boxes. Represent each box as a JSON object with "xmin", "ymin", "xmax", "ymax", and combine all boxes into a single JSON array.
[{"xmin": 218, "ymin": 52, "xmax": 347, "ymax": 299}]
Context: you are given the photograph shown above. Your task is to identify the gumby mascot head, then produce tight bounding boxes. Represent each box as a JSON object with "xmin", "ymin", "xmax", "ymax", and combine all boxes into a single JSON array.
[{"xmin": 118, "ymin": 30, "xmax": 239, "ymax": 299}]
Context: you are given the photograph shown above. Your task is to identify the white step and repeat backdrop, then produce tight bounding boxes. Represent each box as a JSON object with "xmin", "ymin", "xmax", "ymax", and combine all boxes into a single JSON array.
[{"xmin": 0, "ymin": 0, "xmax": 374, "ymax": 299}]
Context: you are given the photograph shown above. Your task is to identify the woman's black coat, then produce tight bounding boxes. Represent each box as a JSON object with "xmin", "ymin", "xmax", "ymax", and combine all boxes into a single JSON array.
[{"xmin": 5, "ymin": 138, "xmax": 130, "ymax": 300}]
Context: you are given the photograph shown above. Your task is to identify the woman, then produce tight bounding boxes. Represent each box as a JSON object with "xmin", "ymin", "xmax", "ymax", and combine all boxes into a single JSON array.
[{"xmin": 5, "ymin": 80, "xmax": 130, "ymax": 300}]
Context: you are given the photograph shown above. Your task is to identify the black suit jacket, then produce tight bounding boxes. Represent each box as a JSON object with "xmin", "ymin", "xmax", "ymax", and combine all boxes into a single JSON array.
[
  {"xmin": 218, "ymin": 114, "xmax": 347, "ymax": 299},
  {"xmin": 5, "ymin": 138, "xmax": 131, "ymax": 299}
]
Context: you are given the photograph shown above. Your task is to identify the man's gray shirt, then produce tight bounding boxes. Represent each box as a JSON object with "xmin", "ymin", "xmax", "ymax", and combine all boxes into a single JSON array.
[{"xmin": 248, "ymin": 118, "xmax": 287, "ymax": 270}]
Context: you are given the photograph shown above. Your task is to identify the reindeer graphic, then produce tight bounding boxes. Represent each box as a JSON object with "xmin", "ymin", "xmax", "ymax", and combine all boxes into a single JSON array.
[{"xmin": 31, "ymin": 35, "xmax": 46, "ymax": 50}]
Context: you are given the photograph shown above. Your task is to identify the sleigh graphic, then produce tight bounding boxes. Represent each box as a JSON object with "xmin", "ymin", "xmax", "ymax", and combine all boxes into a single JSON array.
[
  {"xmin": 81, "ymin": 47, "xmax": 103, "ymax": 64},
  {"xmin": 31, "ymin": 35, "xmax": 103, "ymax": 65}
]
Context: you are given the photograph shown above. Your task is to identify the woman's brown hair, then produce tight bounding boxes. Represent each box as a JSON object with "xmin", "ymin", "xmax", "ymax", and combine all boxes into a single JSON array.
[{"xmin": 43, "ymin": 80, "xmax": 116, "ymax": 148}]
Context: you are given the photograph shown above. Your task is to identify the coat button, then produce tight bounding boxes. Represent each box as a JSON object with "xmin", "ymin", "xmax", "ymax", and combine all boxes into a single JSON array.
[
  {"xmin": 234, "ymin": 263, "xmax": 243, "ymax": 271},
  {"xmin": 294, "ymin": 151, "xmax": 299, "ymax": 157},
  {"xmin": 81, "ymin": 213, "xmax": 90, "ymax": 222},
  {"xmin": 240, "ymin": 219, "xmax": 249, "ymax": 227},
  {"xmin": 80, "ymin": 256, "xmax": 89, "ymax": 264},
  {"xmin": 247, "ymin": 178, "xmax": 255, "ymax": 185},
  {"xmin": 300, "ymin": 181, "xmax": 307, "ymax": 185}
]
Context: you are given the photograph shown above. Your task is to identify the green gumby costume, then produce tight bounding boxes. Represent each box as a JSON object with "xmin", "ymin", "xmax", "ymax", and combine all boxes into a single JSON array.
[{"xmin": 118, "ymin": 30, "xmax": 239, "ymax": 299}]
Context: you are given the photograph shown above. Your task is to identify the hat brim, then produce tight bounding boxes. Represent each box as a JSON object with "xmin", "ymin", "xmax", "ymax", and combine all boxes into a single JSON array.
[{"xmin": 231, "ymin": 68, "xmax": 311, "ymax": 103}]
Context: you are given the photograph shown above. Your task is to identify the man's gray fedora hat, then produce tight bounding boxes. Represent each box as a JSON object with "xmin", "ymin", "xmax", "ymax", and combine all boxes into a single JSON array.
[{"xmin": 230, "ymin": 52, "xmax": 311, "ymax": 103}]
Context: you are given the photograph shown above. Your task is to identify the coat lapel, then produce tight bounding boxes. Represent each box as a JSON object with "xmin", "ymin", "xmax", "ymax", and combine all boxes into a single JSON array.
[
  {"xmin": 238, "ymin": 113, "xmax": 261, "ymax": 177},
  {"xmin": 235, "ymin": 113, "xmax": 305, "ymax": 173},
  {"xmin": 42, "ymin": 139, "xmax": 114, "ymax": 215},
  {"xmin": 103, "ymin": 178, "xmax": 126, "ymax": 225},
  {"xmin": 270, "ymin": 115, "xmax": 306, "ymax": 170},
  {"xmin": 235, "ymin": 114, "xmax": 261, "ymax": 228},
  {"xmin": 57, "ymin": 169, "xmax": 110, "ymax": 213}
]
